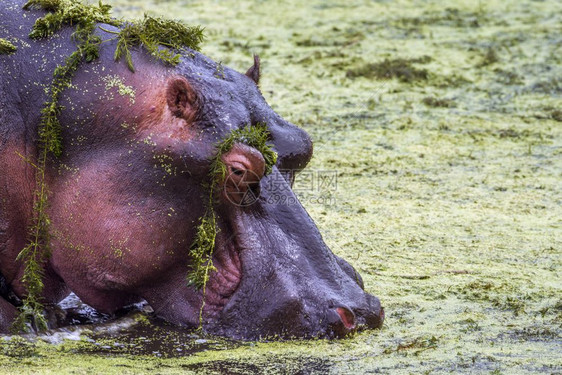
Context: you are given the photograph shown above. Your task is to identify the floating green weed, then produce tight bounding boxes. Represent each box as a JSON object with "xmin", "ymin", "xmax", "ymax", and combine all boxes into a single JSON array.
[
  {"xmin": 478, "ymin": 47, "xmax": 500, "ymax": 67},
  {"xmin": 0, "ymin": 336, "xmax": 38, "ymax": 358},
  {"xmin": 189, "ymin": 124, "xmax": 277, "ymax": 327},
  {"xmin": 422, "ymin": 96, "xmax": 456, "ymax": 108},
  {"xmin": 346, "ymin": 56, "xmax": 431, "ymax": 82},
  {"xmin": 0, "ymin": 38, "xmax": 17, "ymax": 54},
  {"xmin": 547, "ymin": 108, "xmax": 562, "ymax": 122},
  {"xmin": 11, "ymin": 0, "xmax": 204, "ymax": 332}
]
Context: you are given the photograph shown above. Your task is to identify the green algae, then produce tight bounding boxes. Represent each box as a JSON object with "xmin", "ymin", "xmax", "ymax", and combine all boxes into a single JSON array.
[
  {"xmin": 346, "ymin": 56, "xmax": 432, "ymax": 82},
  {"xmin": 422, "ymin": 96, "xmax": 456, "ymax": 108},
  {"xmin": 1, "ymin": 0, "xmax": 561, "ymax": 373},
  {"xmin": 111, "ymin": 14, "xmax": 204, "ymax": 72},
  {"xmin": 24, "ymin": 0, "xmax": 115, "ymax": 40},
  {"xmin": 0, "ymin": 38, "xmax": 17, "ymax": 54},
  {"xmin": 102, "ymin": 74, "xmax": 136, "ymax": 103}
]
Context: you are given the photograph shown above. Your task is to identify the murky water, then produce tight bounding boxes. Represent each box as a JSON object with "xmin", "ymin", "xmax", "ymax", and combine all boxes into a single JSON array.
[{"xmin": 1, "ymin": 0, "xmax": 561, "ymax": 373}]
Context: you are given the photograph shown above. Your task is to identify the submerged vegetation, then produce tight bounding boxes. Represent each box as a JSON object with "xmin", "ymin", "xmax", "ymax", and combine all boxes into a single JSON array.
[{"xmin": 10, "ymin": 0, "xmax": 204, "ymax": 332}]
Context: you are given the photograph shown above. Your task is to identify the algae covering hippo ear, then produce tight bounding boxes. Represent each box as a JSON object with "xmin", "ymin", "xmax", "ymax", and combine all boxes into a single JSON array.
[{"xmin": 0, "ymin": 0, "xmax": 383, "ymax": 339}]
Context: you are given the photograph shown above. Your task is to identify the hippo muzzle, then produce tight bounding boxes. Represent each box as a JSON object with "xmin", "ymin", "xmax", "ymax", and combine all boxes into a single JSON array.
[
  {"xmin": 174, "ymin": 132, "xmax": 384, "ymax": 339},
  {"xmin": 207, "ymin": 168, "xmax": 385, "ymax": 339}
]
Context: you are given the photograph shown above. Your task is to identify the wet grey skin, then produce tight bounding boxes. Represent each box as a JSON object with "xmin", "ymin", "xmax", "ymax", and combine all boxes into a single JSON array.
[{"xmin": 0, "ymin": 0, "xmax": 383, "ymax": 339}]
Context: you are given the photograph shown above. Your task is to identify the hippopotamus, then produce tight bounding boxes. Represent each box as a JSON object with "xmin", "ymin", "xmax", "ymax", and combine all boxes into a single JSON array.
[{"xmin": 0, "ymin": 0, "xmax": 383, "ymax": 339}]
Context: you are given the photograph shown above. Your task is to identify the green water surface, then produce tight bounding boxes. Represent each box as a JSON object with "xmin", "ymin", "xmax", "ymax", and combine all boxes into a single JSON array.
[{"xmin": 1, "ymin": 0, "xmax": 561, "ymax": 373}]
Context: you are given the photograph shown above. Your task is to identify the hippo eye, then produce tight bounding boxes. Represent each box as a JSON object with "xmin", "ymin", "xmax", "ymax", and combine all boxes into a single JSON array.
[{"xmin": 231, "ymin": 167, "xmax": 244, "ymax": 176}]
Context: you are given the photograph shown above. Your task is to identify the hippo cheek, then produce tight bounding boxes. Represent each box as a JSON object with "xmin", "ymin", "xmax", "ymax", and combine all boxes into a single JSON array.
[{"xmin": 202, "ymin": 169, "xmax": 383, "ymax": 339}]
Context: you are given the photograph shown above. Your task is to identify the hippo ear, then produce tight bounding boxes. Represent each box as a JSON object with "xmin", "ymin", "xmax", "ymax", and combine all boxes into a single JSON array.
[
  {"xmin": 245, "ymin": 54, "xmax": 260, "ymax": 85},
  {"xmin": 166, "ymin": 77, "xmax": 198, "ymax": 120}
]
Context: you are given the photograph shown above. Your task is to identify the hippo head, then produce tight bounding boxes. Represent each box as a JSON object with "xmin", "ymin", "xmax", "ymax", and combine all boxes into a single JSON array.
[{"xmin": 48, "ymin": 51, "xmax": 383, "ymax": 340}]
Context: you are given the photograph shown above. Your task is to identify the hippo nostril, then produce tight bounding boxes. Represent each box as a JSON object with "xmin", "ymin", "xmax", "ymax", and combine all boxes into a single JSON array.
[
  {"xmin": 327, "ymin": 306, "xmax": 357, "ymax": 338},
  {"xmin": 336, "ymin": 307, "xmax": 356, "ymax": 330}
]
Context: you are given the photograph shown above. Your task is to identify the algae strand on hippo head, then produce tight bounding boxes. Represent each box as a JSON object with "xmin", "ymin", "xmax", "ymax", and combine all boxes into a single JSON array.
[
  {"xmin": 188, "ymin": 124, "xmax": 277, "ymax": 326},
  {"xmin": 0, "ymin": 39, "xmax": 17, "ymax": 54},
  {"xmin": 10, "ymin": 0, "xmax": 205, "ymax": 332},
  {"xmin": 111, "ymin": 15, "xmax": 205, "ymax": 72}
]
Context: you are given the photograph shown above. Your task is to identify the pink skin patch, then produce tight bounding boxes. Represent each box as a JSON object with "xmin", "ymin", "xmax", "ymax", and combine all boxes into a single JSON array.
[{"xmin": 203, "ymin": 229, "xmax": 242, "ymax": 316}]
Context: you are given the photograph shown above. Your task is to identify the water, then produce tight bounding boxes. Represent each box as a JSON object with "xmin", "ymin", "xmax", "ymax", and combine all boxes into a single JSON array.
[{"xmin": 1, "ymin": 0, "xmax": 561, "ymax": 373}]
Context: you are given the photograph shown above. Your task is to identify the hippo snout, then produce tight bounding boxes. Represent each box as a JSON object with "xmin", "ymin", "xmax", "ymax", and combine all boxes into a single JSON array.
[
  {"xmin": 329, "ymin": 297, "xmax": 385, "ymax": 337},
  {"xmin": 327, "ymin": 296, "xmax": 385, "ymax": 337},
  {"xmin": 253, "ymin": 290, "xmax": 384, "ymax": 339},
  {"xmin": 204, "ymin": 165, "xmax": 384, "ymax": 339},
  {"xmin": 364, "ymin": 294, "xmax": 385, "ymax": 329},
  {"xmin": 320, "ymin": 296, "xmax": 385, "ymax": 338}
]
